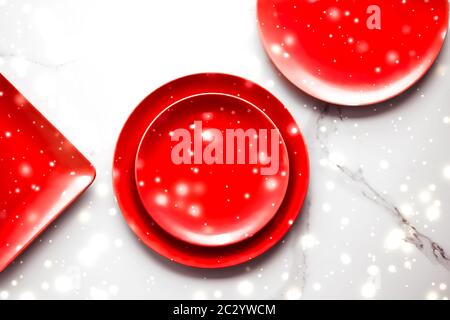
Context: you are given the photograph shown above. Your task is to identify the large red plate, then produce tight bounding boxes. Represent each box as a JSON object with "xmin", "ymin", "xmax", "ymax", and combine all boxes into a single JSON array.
[
  {"xmin": 0, "ymin": 74, "xmax": 96, "ymax": 272},
  {"xmin": 113, "ymin": 73, "xmax": 309, "ymax": 268},
  {"xmin": 257, "ymin": 0, "xmax": 449, "ymax": 106}
]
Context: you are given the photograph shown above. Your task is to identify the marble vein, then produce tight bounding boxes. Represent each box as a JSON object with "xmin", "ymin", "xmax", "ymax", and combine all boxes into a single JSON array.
[
  {"xmin": 275, "ymin": 198, "xmax": 311, "ymax": 299},
  {"xmin": 316, "ymin": 105, "xmax": 450, "ymax": 270}
]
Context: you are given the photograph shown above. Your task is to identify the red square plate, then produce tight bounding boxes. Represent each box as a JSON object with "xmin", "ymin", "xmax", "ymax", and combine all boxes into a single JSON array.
[{"xmin": 0, "ymin": 74, "xmax": 95, "ymax": 272}]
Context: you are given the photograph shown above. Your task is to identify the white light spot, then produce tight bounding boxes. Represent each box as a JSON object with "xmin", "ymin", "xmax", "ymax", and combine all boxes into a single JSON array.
[
  {"xmin": 78, "ymin": 210, "xmax": 91, "ymax": 223},
  {"xmin": 385, "ymin": 229, "xmax": 405, "ymax": 251},
  {"xmin": 419, "ymin": 190, "xmax": 432, "ymax": 203},
  {"xmin": 176, "ymin": 183, "xmax": 189, "ymax": 196},
  {"xmin": 19, "ymin": 163, "xmax": 32, "ymax": 177},
  {"xmin": 114, "ymin": 239, "xmax": 123, "ymax": 248},
  {"xmin": 19, "ymin": 291, "xmax": 35, "ymax": 300},
  {"xmin": 54, "ymin": 275, "xmax": 74, "ymax": 293},
  {"xmin": 286, "ymin": 287, "xmax": 302, "ymax": 300},
  {"xmin": 325, "ymin": 181, "xmax": 335, "ymax": 190},
  {"xmin": 340, "ymin": 253, "xmax": 352, "ymax": 265},
  {"xmin": 90, "ymin": 287, "xmax": 109, "ymax": 300},
  {"xmin": 322, "ymin": 203, "xmax": 332, "ymax": 212},
  {"xmin": 426, "ymin": 205, "xmax": 440, "ymax": 221},
  {"xmin": 400, "ymin": 203, "xmax": 414, "ymax": 217},
  {"xmin": 193, "ymin": 290, "xmax": 207, "ymax": 300},
  {"xmin": 361, "ymin": 282, "xmax": 377, "ymax": 299},
  {"xmin": 21, "ymin": 3, "xmax": 32, "ymax": 14},
  {"xmin": 404, "ymin": 261, "xmax": 412, "ymax": 270},
  {"xmin": 109, "ymin": 285, "xmax": 119, "ymax": 296},
  {"xmin": 329, "ymin": 152, "xmax": 346, "ymax": 167},
  {"xmin": 386, "ymin": 51, "xmax": 400, "ymax": 65},
  {"xmin": 155, "ymin": 193, "xmax": 168, "ymax": 206},
  {"xmin": 96, "ymin": 183, "xmax": 109, "ymax": 197},
  {"xmin": 327, "ymin": 7, "xmax": 341, "ymax": 21},
  {"xmin": 78, "ymin": 234, "xmax": 109, "ymax": 267},
  {"xmin": 0, "ymin": 291, "xmax": 9, "ymax": 300},
  {"xmin": 300, "ymin": 234, "xmax": 319, "ymax": 250},
  {"xmin": 340, "ymin": 217, "xmax": 350, "ymax": 227},
  {"xmin": 271, "ymin": 44, "xmax": 282, "ymax": 55},
  {"xmin": 379, "ymin": 160, "xmax": 389, "ymax": 170},
  {"xmin": 238, "ymin": 281, "xmax": 254, "ymax": 296},
  {"xmin": 43, "ymin": 260, "xmax": 53, "ymax": 268},
  {"xmin": 443, "ymin": 166, "xmax": 450, "ymax": 180},
  {"xmin": 189, "ymin": 205, "xmax": 201, "ymax": 217},
  {"xmin": 388, "ymin": 265, "xmax": 397, "ymax": 273},
  {"xmin": 41, "ymin": 282, "xmax": 50, "ymax": 291},
  {"xmin": 367, "ymin": 265, "xmax": 380, "ymax": 276},
  {"xmin": 265, "ymin": 178, "xmax": 278, "ymax": 191},
  {"xmin": 426, "ymin": 291, "xmax": 439, "ymax": 300},
  {"xmin": 202, "ymin": 130, "xmax": 214, "ymax": 141}
]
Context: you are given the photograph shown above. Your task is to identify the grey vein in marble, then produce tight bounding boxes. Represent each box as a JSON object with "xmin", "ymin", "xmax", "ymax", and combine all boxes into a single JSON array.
[{"xmin": 316, "ymin": 105, "xmax": 450, "ymax": 270}]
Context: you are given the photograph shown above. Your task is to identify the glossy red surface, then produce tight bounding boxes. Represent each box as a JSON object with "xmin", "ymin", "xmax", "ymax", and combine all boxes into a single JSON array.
[
  {"xmin": 135, "ymin": 94, "xmax": 290, "ymax": 246},
  {"xmin": 0, "ymin": 74, "xmax": 96, "ymax": 272},
  {"xmin": 113, "ymin": 73, "xmax": 309, "ymax": 268},
  {"xmin": 257, "ymin": 0, "xmax": 449, "ymax": 106}
]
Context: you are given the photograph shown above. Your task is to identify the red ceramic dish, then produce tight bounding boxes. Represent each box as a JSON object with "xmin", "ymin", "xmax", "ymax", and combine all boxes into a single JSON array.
[
  {"xmin": 257, "ymin": 0, "xmax": 449, "ymax": 106},
  {"xmin": 0, "ymin": 74, "xmax": 96, "ymax": 272},
  {"xmin": 135, "ymin": 93, "xmax": 290, "ymax": 247},
  {"xmin": 113, "ymin": 73, "xmax": 309, "ymax": 268}
]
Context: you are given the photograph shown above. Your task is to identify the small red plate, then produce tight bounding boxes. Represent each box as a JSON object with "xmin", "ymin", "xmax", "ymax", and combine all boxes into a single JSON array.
[
  {"xmin": 113, "ymin": 73, "xmax": 309, "ymax": 268},
  {"xmin": 257, "ymin": 0, "xmax": 449, "ymax": 106},
  {"xmin": 0, "ymin": 74, "xmax": 96, "ymax": 272},
  {"xmin": 135, "ymin": 93, "xmax": 290, "ymax": 247}
]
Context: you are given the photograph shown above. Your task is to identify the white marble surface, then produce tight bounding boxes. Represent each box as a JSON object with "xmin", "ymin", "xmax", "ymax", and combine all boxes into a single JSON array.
[{"xmin": 0, "ymin": 0, "xmax": 450, "ymax": 300}]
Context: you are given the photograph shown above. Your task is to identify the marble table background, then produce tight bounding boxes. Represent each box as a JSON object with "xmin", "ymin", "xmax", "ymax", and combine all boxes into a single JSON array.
[{"xmin": 0, "ymin": 0, "xmax": 449, "ymax": 300}]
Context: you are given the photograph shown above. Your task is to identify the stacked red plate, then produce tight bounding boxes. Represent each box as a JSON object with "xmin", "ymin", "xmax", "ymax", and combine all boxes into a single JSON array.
[
  {"xmin": 0, "ymin": 74, "xmax": 96, "ymax": 272},
  {"xmin": 113, "ymin": 73, "xmax": 309, "ymax": 268}
]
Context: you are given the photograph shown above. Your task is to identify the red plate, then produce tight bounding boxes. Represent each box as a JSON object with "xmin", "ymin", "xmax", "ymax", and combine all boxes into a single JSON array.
[
  {"xmin": 113, "ymin": 73, "xmax": 309, "ymax": 268},
  {"xmin": 135, "ymin": 93, "xmax": 290, "ymax": 247},
  {"xmin": 0, "ymin": 74, "xmax": 96, "ymax": 272},
  {"xmin": 257, "ymin": 0, "xmax": 449, "ymax": 106}
]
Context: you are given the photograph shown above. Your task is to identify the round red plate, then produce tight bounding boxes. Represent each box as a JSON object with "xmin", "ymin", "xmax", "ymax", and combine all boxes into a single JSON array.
[
  {"xmin": 113, "ymin": 73, "xmax": 309, "ymax": 268},
  {"xmin": 135, "ymin": 93, "xmax": 290, "ymax": 247},
  {"xmin": 257, "ymin": 0, "xmax": 449, "ymax": 106}
]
